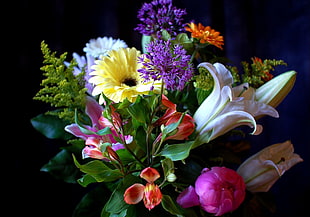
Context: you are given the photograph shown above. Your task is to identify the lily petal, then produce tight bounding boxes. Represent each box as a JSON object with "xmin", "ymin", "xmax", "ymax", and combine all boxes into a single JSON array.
[
  {"xmin": 64, "ymin": 124, "xmax": 88, "ymax": 140},
  {"xmin": 221, "ymin": 98, "xmax": 279, "ymax": 118},
  {"xmin": 85, "ymin": 96, "xmax": 104, "ymax": 127},
  {"xmin": 195, "ymin": 84, "xmax": 233, "ymax": 132},
  {"xmin": 199, "ymin": 110, "xmax": 258, "ymax": 143},
  {"xmin": 237, "ymin": 140, "xmax": 303, "ymax": 192},
  {"xmin": 255, "ymin": 70, "xmax": 296, "ymax": 108}
]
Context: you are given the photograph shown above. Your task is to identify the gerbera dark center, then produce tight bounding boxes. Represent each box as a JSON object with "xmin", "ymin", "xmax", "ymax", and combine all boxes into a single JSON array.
[{"xmin": 123, "ymin": 78, "xmax": 137, "ymax": 87}]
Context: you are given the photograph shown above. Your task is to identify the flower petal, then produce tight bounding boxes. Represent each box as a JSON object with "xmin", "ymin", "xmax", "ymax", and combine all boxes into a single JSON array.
[
  {"xmin": 198, "ymin": 110, "xmax": 257, "ymax": 143},
  {"xmin": 194, "ymin": 62, "xmax": 223, "ymax": 130},
  {"xmin": 124, "ymin": 183, "xmax": 145, "ymax": 204},
  {"xmin": 237, "ymin": 140, "xmax": 303, "ymax": 192},
  {"xmin": 85, "ymin": 96, "xmax": 104, "ymax": 127},
  {"xmin": 140, "ymin": 167, "xmax": 160, "ymax": 183},
  {"xmin": 255, "ymin": 70, "xmax": 296, "ymax": 108},
  {"xmin": 143, "ymin": 183, "xmax": 162, "ymax": 210},
  {"xmin": 64, "ymin": 124, "xmax": 88, "ymax": 140},
  {"xmin": 176, "ymin": 185, "xmax": 200, "ymax": 208}
]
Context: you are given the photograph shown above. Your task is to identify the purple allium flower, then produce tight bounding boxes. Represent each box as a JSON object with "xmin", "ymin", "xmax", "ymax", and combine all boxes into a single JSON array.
[
  {"xmin": 138, "ymin": 39, "xmax": 194, "ymax": 91},
  {"xmin": 134, "ymin": 0, "xmax": 187, "ymax": 39}
]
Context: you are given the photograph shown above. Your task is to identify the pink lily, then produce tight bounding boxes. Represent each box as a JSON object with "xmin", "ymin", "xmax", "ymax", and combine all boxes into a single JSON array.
[{"xmin": 65, "ymin": 96, "xmax": 129, "ymax": 159}]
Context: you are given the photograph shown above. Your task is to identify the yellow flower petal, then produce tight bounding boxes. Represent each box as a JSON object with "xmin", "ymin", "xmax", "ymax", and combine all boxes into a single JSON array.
[{"xmin": 89, "ymin": 47, "xmax": 161, "ymax": 103}]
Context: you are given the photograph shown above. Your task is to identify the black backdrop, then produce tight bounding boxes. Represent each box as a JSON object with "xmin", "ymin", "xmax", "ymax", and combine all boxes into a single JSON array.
[{"xmin": 15, "ymin": 0, "xmax": 309, "ymax": 217}]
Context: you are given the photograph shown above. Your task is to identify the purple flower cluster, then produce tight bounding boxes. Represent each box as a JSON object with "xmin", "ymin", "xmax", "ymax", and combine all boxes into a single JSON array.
[
  {"xmin": 134, "ymin": 0, "xmax": 187, "ymax": 39},
  {"xmin": 138, "ymin": 40, "xmax": 194, "ymax": 91}
]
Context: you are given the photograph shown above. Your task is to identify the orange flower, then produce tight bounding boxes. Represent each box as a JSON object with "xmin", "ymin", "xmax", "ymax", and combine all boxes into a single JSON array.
[
  {"xmin": 124, "ymin": 167, "xmax": 162, "ymax": 210},
  {"xmin": 185, "ymin": 22, "xmax": 224, "ymax": 49},
  {"xmin": 164, "ymin": 112, "xmax": 195, "ymax": 140},
  {"xmin": 154, "ymin": 95, "xmax": 195, "ymax": 140}
]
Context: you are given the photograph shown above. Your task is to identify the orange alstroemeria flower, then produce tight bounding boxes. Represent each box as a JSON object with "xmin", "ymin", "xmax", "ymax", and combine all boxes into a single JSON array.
[
  {"xmin": 154, "ymin": 95, "xmax": 195, "ymax": 140},
  {"xmin": 185, "ymin": 22, "xmax": 224, "ymax": 49},
  {"xmin": 155, "ymin": 95, "xmax": 177, "ymax": 126},
  {"xmin": 164, "ymin": 112, "xmax": 196, "ymax": 140},
  {"xmin": 124, "ymin": 167, "xmax": 162, "ymax": 210}
]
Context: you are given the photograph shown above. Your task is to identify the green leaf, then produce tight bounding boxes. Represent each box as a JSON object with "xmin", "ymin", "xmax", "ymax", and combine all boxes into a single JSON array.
[
  {"xmin": 73, "ymin": 155, "xmax": 123, "ymax": 183},
  {"xmin": 74, "ymin": 109, "xmax": 112, "ymax": 136},
  {"xmin": 40, "ymin": 149, "xmax": 80, "ymax": 183},
  {"xmin": 104, "ymin": 174, "xmax": 140, "ymax": 214},
  {"xmin": 161, "ymin": 158, "xmax": 175, "ymax": 181},
  {"xmin": 116, "ymin": 149, "xmax": 135, "ymax": 165},
  {"xmin": 31, "ymin": 113, "xmax": 72, "ymax": 139},
  {"xmin": 77, "ymin": 174, "xmax": 98, "ymax": 187},
  {"xmin": 161, "ymin": 113, "xmax": 185, "ymax": 140},
  {"xmin": 73, "ymin": 184, "xmax": 110, "ymax": 217},
  {"xmin": 161, "ymin": 194, "xmax": 184, "ymax": 217},
  {"xmin": 159, "ymin": 141, "xmax": 194, "ymax": 161},
  {"xmin": 175, "ymin": 33, "xmax": 191, "ymax": 43},
  {"xmin": 161, "ymin": 30, "xmax": 172, "ymax": 41},
  {"xmin": 126, "ymin": 95, "xmax": 151, "ymax": 124}
]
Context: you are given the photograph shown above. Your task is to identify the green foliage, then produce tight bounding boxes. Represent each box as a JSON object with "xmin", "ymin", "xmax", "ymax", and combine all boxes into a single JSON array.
[
  {"xmin": 73, "ymin": 154, "xmax": 124, "ymax": 184},
  {"xmin": 160, "ymin": 141, "xmax": 194, "ymax": 161},
  {"xmin": 40, "ymin": 148, "xmax": 82, "ymax": 183},
  {"xmin": 227, "ymin": 65, "xmax": 241, "ymax": 86},
  {"xmin": 193, "ymin": 66, "xmax": 214, "ymax": 104},
  {"xmin": 33, "ymin": 41, "xmax": 87, "ymax": 122},
  {"xmin": 231, "ymin": 57, "xmax": 287, "ymax": 88},
  {"xmin": 32, "ymin": 32, "xmax": 289, "ymax": 217},
  {"xmin": 30, "ymin": 112, "xmax": 72, "ymax": 139},
  {"xmin": 73, "ymin": 184, "xmax": 111, "ymax": 217}
]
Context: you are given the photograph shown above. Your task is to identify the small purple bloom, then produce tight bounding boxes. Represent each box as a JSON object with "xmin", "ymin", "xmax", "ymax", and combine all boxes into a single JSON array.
[
  {"xmin": 135, "ymin": 0, "xmax": 187, "ymax": 39},
  {"xmin": 138, "ymin": 39, "xmax": 194, "ymax": 91}
]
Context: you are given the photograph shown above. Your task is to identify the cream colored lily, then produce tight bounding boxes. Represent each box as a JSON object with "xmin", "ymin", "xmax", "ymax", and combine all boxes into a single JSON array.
[
  {"xmin": 193, "ymin": 62, "xmax": 279, "ymax": 147},
  {"xmin": 255, "ymin": 70, "xmax": 296, "ymax": 108},
  {"xmin": 237, "ymin": 140, "xmax": 303, "ymax": 192}
]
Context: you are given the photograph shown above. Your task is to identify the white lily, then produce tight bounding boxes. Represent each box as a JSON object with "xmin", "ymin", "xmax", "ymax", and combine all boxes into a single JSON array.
[
  {"xmin": 193, "ymin": 62, "xmax": 279, "ymax": 147},
  {"xmin": 255, "ymin": 70, "xmax": 296, "ymax": 108},
  {"xmin": 237, "ymin": 140, "xmax": 303, "ymax": 192}
]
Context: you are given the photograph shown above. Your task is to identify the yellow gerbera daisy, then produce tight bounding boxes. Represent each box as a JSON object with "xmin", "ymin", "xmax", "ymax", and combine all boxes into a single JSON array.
[
  {"xmin": 89, "ymin": 47, "xmax": 162, "ymax": 103},
  {"xmin": 185, "ymin": 22, "xmax": 224, "ymax": 50}
]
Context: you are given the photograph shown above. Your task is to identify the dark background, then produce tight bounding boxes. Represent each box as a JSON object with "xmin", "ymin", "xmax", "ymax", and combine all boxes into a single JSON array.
[{"xmin": 15, "ymin": 0, "xmax": 309, "ymax": 217}]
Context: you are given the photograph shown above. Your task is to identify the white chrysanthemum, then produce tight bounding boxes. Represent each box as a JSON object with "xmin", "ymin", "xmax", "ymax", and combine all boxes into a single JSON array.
[{"xmin": 83, "ymin": 36, "xmax": 128, "ymax": 58}]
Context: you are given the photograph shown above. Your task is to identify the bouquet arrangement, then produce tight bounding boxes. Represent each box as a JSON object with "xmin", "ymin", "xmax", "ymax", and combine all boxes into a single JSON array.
[{"xmin": 31, "ymin": 0, "xmax": 303, "ymax": 216}]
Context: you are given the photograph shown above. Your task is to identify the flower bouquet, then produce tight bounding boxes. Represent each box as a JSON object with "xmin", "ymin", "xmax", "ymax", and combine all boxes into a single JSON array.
[{"xmin": 31, "ymin": 0, "xmax": 303, "ymax": 216}]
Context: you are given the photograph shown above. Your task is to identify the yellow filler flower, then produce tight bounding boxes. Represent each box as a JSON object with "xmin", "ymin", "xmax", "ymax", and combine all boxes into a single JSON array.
[
  {"xmin": 89, "ymin": 47, "xmax": 162, "ymax": 103},
  {"xmin": 185, "ymin": 22, "xmax": 224, "ymax": 49}
]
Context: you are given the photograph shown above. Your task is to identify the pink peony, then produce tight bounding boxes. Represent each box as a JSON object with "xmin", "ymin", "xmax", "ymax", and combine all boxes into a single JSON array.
[{"xmin": 177, "ymin": 167, "xmax": 246, "ymax": 216}]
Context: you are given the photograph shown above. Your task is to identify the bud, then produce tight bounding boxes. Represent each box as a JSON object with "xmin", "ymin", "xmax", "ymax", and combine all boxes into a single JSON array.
[
  {"xmin": 255, "ymin": 70, "xmax": 296, "ymax": 108},
  {"xmin": 106, "ymin": 145, "xmax": 121, "ymax": 163},
  {"xmin": 237, "ymin": 140, "xmax": 303, "ymax": 192},
  {"xmin": 166, "ymin": 173, "xmax": 177, "ymax": 182}
]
